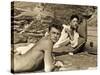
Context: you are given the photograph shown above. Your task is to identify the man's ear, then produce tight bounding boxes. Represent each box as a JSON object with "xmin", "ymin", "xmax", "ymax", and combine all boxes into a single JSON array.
[{"xmin": 45, "ymin": 32, "xmax": 49, "ymax": 37}]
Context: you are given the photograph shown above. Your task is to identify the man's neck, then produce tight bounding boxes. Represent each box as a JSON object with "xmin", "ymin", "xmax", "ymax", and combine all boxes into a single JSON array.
[{"xmin": 45, "ymin": 35, "xmax": 54, "ymax": 45}]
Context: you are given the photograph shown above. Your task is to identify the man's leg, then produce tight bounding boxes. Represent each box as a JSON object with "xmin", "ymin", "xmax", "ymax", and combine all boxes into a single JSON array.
[{"xmin": 72, "ymin": 37, "xmax": 86, "ymax": 54}]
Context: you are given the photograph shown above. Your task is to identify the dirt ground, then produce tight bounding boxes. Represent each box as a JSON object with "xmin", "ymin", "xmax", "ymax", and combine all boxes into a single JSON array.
[{"xmin": 53, "ymin": 51, "xmax": 97, "ymax": 71}]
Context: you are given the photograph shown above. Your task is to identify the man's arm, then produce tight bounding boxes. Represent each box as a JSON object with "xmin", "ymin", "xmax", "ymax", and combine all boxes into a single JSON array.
[
  {"xmin": 44, "ymin": 49, "xmax": 55, "ymax": 72},
  {"xmin": 70, "ymin": 32, "xmax": 79, "ymax": 48},
  {"xmin": 43, "ymin": 40, "xmax": 55, "ymax": 72},
  {"xmin": 65, "ymin": 28, "xmax": 79, "ymax": 48}
]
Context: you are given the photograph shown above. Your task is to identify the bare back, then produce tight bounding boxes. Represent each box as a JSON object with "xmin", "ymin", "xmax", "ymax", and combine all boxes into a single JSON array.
[{"xmin": 11, "ymin": 36, "xmax": 53, "ymax": 72}]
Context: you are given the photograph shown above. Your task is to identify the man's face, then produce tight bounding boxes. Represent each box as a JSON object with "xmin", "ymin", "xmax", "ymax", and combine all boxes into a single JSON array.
[
  {"xmin": 70, "ymin": 18, "xmax": 79, "ymax": 30},
  {"xmin": 49, "ymin": 27, "xmax": 61, "ymax": 43}
]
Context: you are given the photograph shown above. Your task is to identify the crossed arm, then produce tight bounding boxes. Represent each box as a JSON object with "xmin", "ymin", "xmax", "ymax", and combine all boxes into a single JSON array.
[{"xmin": 65, "ymin": 29, "xmax": 79, "ymax": 48}]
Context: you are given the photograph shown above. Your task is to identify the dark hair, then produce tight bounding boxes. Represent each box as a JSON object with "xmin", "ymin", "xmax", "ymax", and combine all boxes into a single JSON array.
[
  {"xmin": 49, "ymin": 19, "xmax": 63, "ymax": 32},
  {"xmin": 70, "ymin": 14, "xmax": 79, "ymax": 21}
]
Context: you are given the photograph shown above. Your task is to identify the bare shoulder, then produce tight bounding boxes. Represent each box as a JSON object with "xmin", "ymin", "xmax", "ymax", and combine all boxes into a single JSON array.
[
  {"xmin": 38, "ymin": 36, "xmax": 53, "ymax": 50},
  {"xmin": 40, "ymin": 37, "xmax": 53, "ymax": 45}
]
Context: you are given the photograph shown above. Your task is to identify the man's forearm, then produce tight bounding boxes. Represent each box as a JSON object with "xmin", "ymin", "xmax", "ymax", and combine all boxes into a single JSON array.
[
  {"xmin": 44, "ymin": 51, "xmax": 55, "ymax": 72},
  {"xmin": 68, "ymin": 33, "xmax": 74, "ymax": 41}
]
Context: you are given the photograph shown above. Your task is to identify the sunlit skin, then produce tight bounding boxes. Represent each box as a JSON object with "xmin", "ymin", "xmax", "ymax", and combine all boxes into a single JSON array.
[
  {"xmin": 11, "ymin": 27, "xmax": 62, "ymax": 72},
  {"xmin": 70, "ymin": 18, "xmax": 79, "ymax": 31},
  {"xmin": 49, "ymin": 27, "xmax": 61, "ymax": 44}
]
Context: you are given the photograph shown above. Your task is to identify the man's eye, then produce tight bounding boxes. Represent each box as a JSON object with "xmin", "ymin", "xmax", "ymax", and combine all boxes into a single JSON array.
[
  {"xmin": 52, "ymin": 32, "xmax": 56, "ymax": 34},
  {"xmin": 51, "ymin": 32, "xmax": 60, "ymax": 35},
  {"xmin": 57, "ymin": 33, "xmax": 60, "ymax": 35}
]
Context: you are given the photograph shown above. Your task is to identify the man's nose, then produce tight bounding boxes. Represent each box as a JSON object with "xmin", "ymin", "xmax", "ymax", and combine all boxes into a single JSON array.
[
  {"xmin": 75, "ymin": 22, "xmax": 78, "ymax": 25},
  {"xmin": 54, "ymin": 33, "xmax": 58, "ymax": 37}
]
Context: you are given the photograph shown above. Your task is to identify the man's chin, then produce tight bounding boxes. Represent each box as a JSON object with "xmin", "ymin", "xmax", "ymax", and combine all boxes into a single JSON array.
[{"xmin": 52, "ymin": 40, "xmax": 57, "ymax": 44}]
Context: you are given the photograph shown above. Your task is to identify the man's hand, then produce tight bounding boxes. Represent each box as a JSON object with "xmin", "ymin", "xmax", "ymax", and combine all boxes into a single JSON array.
[{"xmin": 65, "ymin": 29, "xmax": 74, "ymax": 41}]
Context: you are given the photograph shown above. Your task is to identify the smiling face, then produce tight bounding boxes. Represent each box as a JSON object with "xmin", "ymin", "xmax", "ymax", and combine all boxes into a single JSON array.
[
  {"xmin": 49, "ymin": 27, "xmax": 61, "ymax": 43},
  {"xmin": 70, "ymin": 17, "xmax": 79, "ymax": 30}
]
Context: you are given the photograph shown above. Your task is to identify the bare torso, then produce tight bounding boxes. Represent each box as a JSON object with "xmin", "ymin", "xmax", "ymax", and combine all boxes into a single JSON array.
[{"xmin": 11, "ymin": 36, "xmax": 53, "ymax": 72}]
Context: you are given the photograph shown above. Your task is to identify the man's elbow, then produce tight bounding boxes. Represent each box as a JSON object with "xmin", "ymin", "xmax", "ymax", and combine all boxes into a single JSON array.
[{"xmin": 71, "ymin": 42, "xmax": 78, "ymax": 48}]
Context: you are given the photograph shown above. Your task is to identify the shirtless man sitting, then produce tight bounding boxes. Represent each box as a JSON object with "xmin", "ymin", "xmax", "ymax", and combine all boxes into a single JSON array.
[{"xmin": 11, "ymin": 19, "xmax": 63, "ymax": 73}]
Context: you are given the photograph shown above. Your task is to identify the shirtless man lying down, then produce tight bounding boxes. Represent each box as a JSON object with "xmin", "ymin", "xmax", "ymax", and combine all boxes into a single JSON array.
[{"xmin": 11, "ymin": 19, "xmax": 63, "ymax": 73}]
